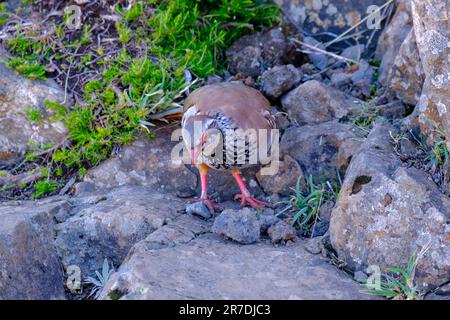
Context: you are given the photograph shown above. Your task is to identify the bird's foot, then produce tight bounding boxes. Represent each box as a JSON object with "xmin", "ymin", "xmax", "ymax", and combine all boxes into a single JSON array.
[
  {"xmin": 189, "ymin": 197, "xmax": 221, "ymax": 213},
  {"xmin": 234, "ymin": 194, "xmax": 267, "ymax": 209}
]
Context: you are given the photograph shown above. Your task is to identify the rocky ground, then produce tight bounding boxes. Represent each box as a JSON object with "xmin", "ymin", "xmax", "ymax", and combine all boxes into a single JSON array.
[{"xmin": 0, "ymin": 0, "xmax": 449, "ymax": 300}]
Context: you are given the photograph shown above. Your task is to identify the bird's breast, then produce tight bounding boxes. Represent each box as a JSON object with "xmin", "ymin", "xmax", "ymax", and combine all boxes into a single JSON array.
[{"xmin": 200, "ymin": 128, "xmax": 272, "ymax": 171}]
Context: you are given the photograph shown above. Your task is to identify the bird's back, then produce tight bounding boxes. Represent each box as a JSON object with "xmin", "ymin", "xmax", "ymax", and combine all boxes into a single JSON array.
[
  {"xmin": 183, "ymin": 82, "xmax": 276, "ymax": 170},
  {"xmin": 184, "ymin": 82, "xmax": 275, "ymax": 130}
]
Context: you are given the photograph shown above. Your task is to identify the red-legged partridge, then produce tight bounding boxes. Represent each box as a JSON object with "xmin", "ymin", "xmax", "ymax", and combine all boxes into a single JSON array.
[{"xmin": 182, "ymin": 82, "xmax": 276, "ymax": 212}]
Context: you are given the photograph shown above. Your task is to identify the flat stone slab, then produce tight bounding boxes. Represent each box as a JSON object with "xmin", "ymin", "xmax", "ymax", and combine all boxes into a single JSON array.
[{"xmin": 100, "ymin": 234, "xmax": 371, "ymax": 300}]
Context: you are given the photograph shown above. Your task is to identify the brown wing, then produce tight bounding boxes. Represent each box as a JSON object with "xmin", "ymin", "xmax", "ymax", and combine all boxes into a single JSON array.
[{"xmin": 184, "ymin": 82, "xmax": 275, "ymax": 130}]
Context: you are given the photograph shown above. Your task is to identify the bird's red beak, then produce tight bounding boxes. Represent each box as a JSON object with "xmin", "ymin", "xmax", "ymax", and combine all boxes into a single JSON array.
[{"xmin": 190, "ymin": 147, "xmax": 201, "ymax": 165}]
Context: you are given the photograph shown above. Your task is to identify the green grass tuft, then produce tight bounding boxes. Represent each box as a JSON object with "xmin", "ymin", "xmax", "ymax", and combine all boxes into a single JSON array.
[
  {"xmin": 363, "ymin": 254, "xmax": 420, "ymax": 300},
  {"xmin": 427, "ymin": 139, "xmax": 449, "ymax": 166},
  {"xmin": 32, "ymin": 180, "xmax": 59, "ymax": 199},
  {"xmin": 24, "ymin": 106, "xmax": 42, "ymax": 123},
  {"xmin": 284, "ymin": 175, "xmax": 338, "ymax": 236},
  {"xmin": 0, "ymin": 3, "xmax": 8, "ymax": 28},
  {"xmin": 350, "ymin": 104, "xmax": 380, "ymax": 132}
]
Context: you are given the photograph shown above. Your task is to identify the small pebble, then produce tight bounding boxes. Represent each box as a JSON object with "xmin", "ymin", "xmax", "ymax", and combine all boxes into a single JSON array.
[
  {"xmin": 185, "ymin": 202, "xmax": 212, "ymax": 219},
  {"xmin": 267, "ymin": 220, "xmax": 296, "ymax": 243},
  {"xmin": 305, "ymin": 237, "xmax": 323, "ymax": 255},
  {"xmin": 212, "ymin": 208, "xmax": 260, "ymax": 244},
  {"xmin": 354, "ymin": 271, "xmax": 368, "ymax": 284}
]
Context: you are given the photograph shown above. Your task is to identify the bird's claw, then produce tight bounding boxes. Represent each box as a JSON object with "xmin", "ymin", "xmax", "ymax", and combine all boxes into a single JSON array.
[
  {"xmin": 234, "ymin": 194, "xmax": 267, "ymax": 209},
  {"xmin": 189, "ymin": 197, "xmax": 221, "ymax": 213}
]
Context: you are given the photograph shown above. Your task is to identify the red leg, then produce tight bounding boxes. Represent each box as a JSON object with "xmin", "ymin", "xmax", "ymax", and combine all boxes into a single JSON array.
[
  {"xmin": 190, "ymin": 163, "xmax": 220, "ymax": 213},
  {"xmin": 231, "ymin": 169, "xmax": 267, "ymax": 209}
]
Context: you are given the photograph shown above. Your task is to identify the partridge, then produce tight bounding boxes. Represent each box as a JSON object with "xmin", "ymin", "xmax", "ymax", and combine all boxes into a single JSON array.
[{"xmin": 181, "ymin": 82, "xmax": 276, "ymax": 212}]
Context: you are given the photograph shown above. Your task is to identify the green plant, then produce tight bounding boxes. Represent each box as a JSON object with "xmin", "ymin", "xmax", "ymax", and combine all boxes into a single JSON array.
[
  {"xmin": 427, "ymin": 139, "xmax": 449, "ymax": 166},
  {"xmin": 85, "ymin": 258, "xmax": 115, "ymax": 299},
  {"xmin": 6, "ymin": 56, "xmax": 47, "ymax": 80},
  {"xmin": 115, "ymin": 22, "xmax": 132, "ymax": 45},
  {"xmin": 32, "ymin": 180, "xmax": 58, "ymax": 199},
  {"xmin": 283, "ymin": 175, "xmax": 338, "ymax": 236},
  {"xmin": 0, "ymin": 3, "xmax": 8, "ymax": 28},
  {"xmin": 107, "ymin": 289, "xmax": 125, "ymax": 300},
  {"xmin": 373, "ymin": 70, "xmax": 379, "ymax": 81},
  {"xmin": 369, "ymin": 59, "xmax": 381, "ymax": 67},
  {"xmin": 370, "ymin": 83, "xmax": 377, "ymax": 97},
  {"xmin": 363, "ymin": 254, "xmax": 420, "ymax": 300},
  {"xmin": 351, "ymin": 104, "xmax": 380, "ymax": 131},
  {"xmin": 4, "ymin": 35, "xmax": 47, "ymax": 79},
  {"xmin": 24, "ymin": 106, "xmax": 42, "ymax": 123}
]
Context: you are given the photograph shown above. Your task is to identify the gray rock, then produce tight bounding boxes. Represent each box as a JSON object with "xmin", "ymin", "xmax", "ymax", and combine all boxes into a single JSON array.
[
  {"xmin": 260, "ymin": 65, "xmax": 301, "ymax": 99},
  {"xmin": 399, "ymin": 137, "xmax": 419, "ymax": 159},
  {"xmin": 303, "ymin": 37, "xmax": 328, "ymax": 70},
  {"xmin": 128, "ymin": 214, "xmax": 212, "ymax": 253},
  {"xmin": 0, "ymin": 196, "xmax": 67, "ymax": 299},
  {"xmin": 55, "ymin": 185, "xmax": 184, "ymax": 277},
  {"xmin": 329, "ymin": 69, "xmax": 352, "ymax": 88},
  {"xmin": 272, "ymin": 108, "xmax": 291, "ymax": 130},
  {"xmin": 281, "ymin": 80, "xmax": 363, "ymax": 126},
  {"xmin": 256, "ymin": 154, "xmax": 306, "ymax": 196},
  {"xmin": 311, "ymin": 220, "xmax": 329, "ymax": 237},
  {"xmin": 354, "ymin": 271, "xmax": 368, "ymax": 284},
  {"xmin": 0, "ymin": 64, "xmax": 67, "ymax": 166},
  {"xmin": 387, "ymin": 30, "xmax": 424, "ymax": 106},
  {"xmin": 212, "ymin": 208, "xmax": 261, "ymax": 244},
  {"xmin": 281, "ymin": 122, "xmax": 365, "ymax": 183},
  {"xmin": 185, "ymin": 201, "xmax": 212, "ymax": 219},
  {"xmin": 330, "ymin": 60, "xmax": 374, "ymax": 98},
  {"xmin": 227, "ymin": 45, "xmax": 263, "ymax": 78},
  {"xmin": 82, "ymin": 126, "xmax": 197, "ymax": 197},
  {"xmin": 52, "ymin": 201, "xmax": 72, "ymax": 223},
  {"xmin": 377, "ymin": 100, "xmax": 407, "ymax": 120},
  {"xmin": 319, "ymin": 200, "xmax": 334, "ymax": 222},
  {"xmin": 349, "ymin": 60, "xmax": 374, "ymax": 97},
  {"xmin": 299, "ymin": 62, "xmax": 316, "ymax": 75},
  {"xmin": 330, "ymin": 124, "xmax": 450, "ymax": 290},
  {"xmin": 375, "ymin": 0, "xmax": 413, "ymax": 84},
  {"xmin": 435, "ymin": 282, "xmax": 450, "ymax": 296},
  {"xmin": 267, "ymin": 220, "xmax": 297, "ymax": 243},
  {"xmin": 424, "ymin": 293, "xmax": 450, "ymax": 300},
  {"xmin": 226, "ymin": 28, "xmax": 295, "ymax": 78},
  {"xmin": 341, "ymin": 44, "xmax": 365, "ymax": 61},
  {"xmin": 410, "ymin": 0, "xmax": 449, "ymax": 150},
  {"xmin": 304, "ymin": 236, "xmax": 328, "ymax": 255},
  {"xmin": 259, "ymin": 209, "xmax": 281, "ymax": 234},
  {"xmin": 99, "ymin": 234, "xmax": 373, "ymax": 300},
  {"xmin": 443, "ymin": 160, "xmax": 450, "ymax": 197}
]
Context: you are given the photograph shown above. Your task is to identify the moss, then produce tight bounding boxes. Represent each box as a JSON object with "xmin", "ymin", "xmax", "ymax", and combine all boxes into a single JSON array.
[
  {"xmin": 0, "ymin": 3, "xmax": 8, "ymax": 28},
  {"xmin": 24, "ymin": 106, "xmax": 42, "ymax": 123},
  {"xmin": 44, "ymin": 100, "xmax": 68, "ymax": 121},
  {"xmin": 429, "ymin": 139, "xmax": 449, "ymax": 166},
  {"xmin": 107, "ymin": 289, "xmax": 125, "ymax": 300},
  {"xmin": 32, "ymin": 180, "xmax": 58, "ymax": 199},
  {"xmin": 7, "ymin": 57, "xmax": 46, "ymax": 80},
  {"xmin": 369, "ymin": 59, "xmax": 381, "ymax": 67}
]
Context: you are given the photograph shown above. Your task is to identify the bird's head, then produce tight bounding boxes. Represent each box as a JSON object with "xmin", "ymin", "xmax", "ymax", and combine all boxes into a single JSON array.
[{"xmin": 181, "ymin": 114, "xmax": 222, "ymax": 165}]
